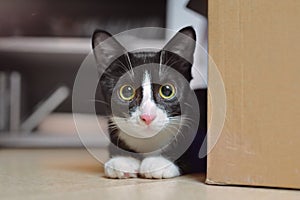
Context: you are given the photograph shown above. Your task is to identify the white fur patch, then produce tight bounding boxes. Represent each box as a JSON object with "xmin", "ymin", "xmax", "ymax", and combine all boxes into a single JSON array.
[
  {"xmin": 139, "ymin": 156, "xmax": 180, "ymax": 179},
  {"xmin": 140, "ymin": 71, "xmax": 157, "ymax": 117},
  {"xmin": 104, "ymin": 156, "xmax": 140, "ymax": 179},
  {"xmin": 142, "ymin": 71, "xmax": 152, "ymax": 101}
]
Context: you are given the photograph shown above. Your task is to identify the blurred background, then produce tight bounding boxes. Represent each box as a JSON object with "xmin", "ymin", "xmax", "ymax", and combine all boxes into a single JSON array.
[{"xmin": 0, "ymin": 0, "xmax": 207, "ymax": 148}]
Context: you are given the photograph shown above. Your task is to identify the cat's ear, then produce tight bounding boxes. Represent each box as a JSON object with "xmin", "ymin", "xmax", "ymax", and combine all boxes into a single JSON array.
[
  {"xmin": 162, "ymin": 26, "xmax": 196, "ymax": 62},
  {"xmin": 92, "ymin": 30, "xmax": 126, "ymax": 71},
  {"xmin": 161, "ymin": 27, "xmax": 196, "ymax": 81}
]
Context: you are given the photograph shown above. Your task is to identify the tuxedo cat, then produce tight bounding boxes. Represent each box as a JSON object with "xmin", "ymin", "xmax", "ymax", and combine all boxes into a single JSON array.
[{"xmin": 92, "ymin": 27, "xmax": 206, "ymax": 179}]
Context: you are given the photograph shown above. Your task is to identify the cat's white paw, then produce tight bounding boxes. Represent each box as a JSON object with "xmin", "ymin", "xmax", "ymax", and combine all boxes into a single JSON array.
[
  {"xmin": 139, "ymin": 156, "xmax": 180, "ymax": 179},
  {"xmin": 104, "ymin": 157, "xmax": 140, "ymax": 179}
]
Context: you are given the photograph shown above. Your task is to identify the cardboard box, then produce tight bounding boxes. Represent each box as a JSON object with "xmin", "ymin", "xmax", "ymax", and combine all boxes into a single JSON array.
[{"xmin": 207, "ymin": 0, "xmax": 300, "ymax": 189}]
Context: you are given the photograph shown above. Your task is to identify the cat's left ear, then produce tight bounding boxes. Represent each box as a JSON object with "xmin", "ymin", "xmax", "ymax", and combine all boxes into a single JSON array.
[
  {"xmin": 162, "ymin": 26, "xmax": 196, "ymax": 63},
  {"xmin": 92, "ymin": 30, "xmax": 126, "ymax": 71}
]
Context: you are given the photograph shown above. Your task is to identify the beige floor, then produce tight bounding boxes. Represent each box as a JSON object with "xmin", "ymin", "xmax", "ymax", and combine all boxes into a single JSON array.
[{"xmin": 0, "ymin": 149, "xmax": 299, "ymax": 200}]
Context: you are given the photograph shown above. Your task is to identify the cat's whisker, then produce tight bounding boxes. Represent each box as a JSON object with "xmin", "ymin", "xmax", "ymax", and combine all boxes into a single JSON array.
[
  {"xmin": 164, "ymin": 126, "xmax": 182, "ymax": 142},
  {"xmin": 168, "ymin": 119, "xmax": 182, "ymax": 126},
  {"xmin": 174, "ymin": 116, "xmax": 197, "ymax": 130},
  {"xmin": 88, "ymin": 99, "xmax": 109, "ymax": 105},
  {"xmin": 166, "ymin": 125, "xmax": 185, "ymax": 140},
  {"xmin": 164, "ymin": 53, "xmax": 176, "ymax": 66},
  {"xmin": 125, "ymin": 53, "xmax": 135, "ymax": 78},
  {"xmin": 179, "ymin": 124, "xmax": 193, "ymax": 129},
  {"xmin": 178, "ymin": 117, "xmax": 194, "ymax": 124},
  {"xmin": 114, "ymin": 63, "xmax": 131, "ymax": 75},
  {"xmin": 168, "ymin": 116, "xmax": 181, "ymax": 120},
  {"xmin": 184, "ymin": 102, "xmax": 194, "ymax": 109},
  {"xmin": 102, "ymin": 71, "xmax": 119, "ymax": 79},
  {"xmin": 180, "ymin": 117, "xmax": 194, "ymax": 122},
  {"xmin": 159, "ymin": 51, "xmax": 165, "ymax": 76},
  {"xmin": 167, "ymin": 122, "xmax": 181, "ymax": 127},
  {"xmin": 116, "ymin": 58, "xmax": 128, "ymax": 69},
  {"xmin": 115, "ymin": 59, "xmax": 134, "ymax": 80},
  {"xmin": 164, "ymin": 125, "xmax": 179, "ymax": 134},
  {"xmin": 168, "ymin": 59, "xmax": 182, "ymax": 68},
  {"xmin": 179, "ymin": 116, "xmax": 195, "ymax": 123},
  {"xmin": 162, "ymin": 127, "xmax": 177, "ymax": 142}
]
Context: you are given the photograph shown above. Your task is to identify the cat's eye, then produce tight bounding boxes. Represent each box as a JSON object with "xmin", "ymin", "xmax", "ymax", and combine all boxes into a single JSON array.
[
  {"xmin": 159, "ymin": 84, "xmax": 176, "ymax": 100},
  {"xmin": 119, "ymin": 85, "xmax": 135, "ymax": 101}
]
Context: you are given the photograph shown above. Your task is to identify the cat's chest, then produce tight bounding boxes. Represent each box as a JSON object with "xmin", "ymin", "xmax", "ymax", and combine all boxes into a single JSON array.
[{"xmin": 117, "ymin": 127, "xmax": 179, "ymax": 153}]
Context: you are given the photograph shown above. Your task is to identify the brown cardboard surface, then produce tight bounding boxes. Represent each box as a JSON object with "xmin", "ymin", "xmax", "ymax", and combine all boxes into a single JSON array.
[{"xmin": 207, "ymin": 0, "xmax": 300, "ymax": 189}]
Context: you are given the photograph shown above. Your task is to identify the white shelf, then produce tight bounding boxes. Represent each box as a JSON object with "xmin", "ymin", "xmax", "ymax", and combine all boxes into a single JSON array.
[
  {"xmin": 0, "ymin": 36, "xmax": 165, "ymax": 54},
  {"xmin": 0, "ymin": 37, "xmax": 91, "ymax": 54}
]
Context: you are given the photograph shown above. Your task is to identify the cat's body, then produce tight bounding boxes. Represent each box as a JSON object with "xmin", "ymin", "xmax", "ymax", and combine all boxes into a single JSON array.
[{"xmin": 92, "ymin": 27, "xmax": 206, "ymax": 179}]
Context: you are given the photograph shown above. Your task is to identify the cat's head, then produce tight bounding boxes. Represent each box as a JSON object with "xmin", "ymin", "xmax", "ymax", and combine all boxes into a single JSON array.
[{"xmin": 92, "ymin": 27, "xmax": 196, "ymax": 140}]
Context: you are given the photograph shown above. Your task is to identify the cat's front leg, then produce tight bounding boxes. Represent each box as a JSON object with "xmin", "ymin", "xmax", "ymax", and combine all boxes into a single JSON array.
[
  {"xmin": 139, "ymin": 156, "xmax": 180, "ymax": 179},
  {"xmin": 104, "ymin": 156, "xmax": 140, "ymax": 179}
]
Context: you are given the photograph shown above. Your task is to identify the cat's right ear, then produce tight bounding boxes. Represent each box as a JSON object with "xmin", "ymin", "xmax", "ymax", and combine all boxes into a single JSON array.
[{"xmin": 92, "ymin": 30, "xmax": 126, "ymax": 71}]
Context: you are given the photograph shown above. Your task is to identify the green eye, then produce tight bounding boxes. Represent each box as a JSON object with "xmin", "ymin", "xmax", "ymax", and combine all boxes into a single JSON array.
[
  {"xmin": 159, "ymin": 84, "xmax": 176, "ymax": 99},
  {"xmin": 119, "ymin": 85, "xmax": 135, "ymax": 101}
]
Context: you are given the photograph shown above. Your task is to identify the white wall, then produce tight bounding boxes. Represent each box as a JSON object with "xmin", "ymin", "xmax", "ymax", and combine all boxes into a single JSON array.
[{"xmin": 167, "ymin": 0, "xmax": 207, "ymax": 89}]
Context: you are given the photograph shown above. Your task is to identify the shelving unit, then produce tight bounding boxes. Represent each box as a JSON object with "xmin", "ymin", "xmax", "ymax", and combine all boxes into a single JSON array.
[
  {"xmin": 0, "ymin": 36, "xmax": 165, "ymax": 147},
  {"xmin": 0, "ymin": 0, "xmax": 167, "ymax": 147}
]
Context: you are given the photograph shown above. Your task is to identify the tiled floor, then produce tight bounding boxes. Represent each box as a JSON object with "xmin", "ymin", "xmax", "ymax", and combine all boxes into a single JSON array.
[{"xmin": 0, "ymin": 149, "xmax": 299, "ymax": 200}]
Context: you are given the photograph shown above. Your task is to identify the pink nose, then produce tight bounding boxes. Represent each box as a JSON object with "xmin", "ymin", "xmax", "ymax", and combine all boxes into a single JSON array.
[{"xmin": 140, "ymin": 114, "xmax": 156, "ymax": 125}]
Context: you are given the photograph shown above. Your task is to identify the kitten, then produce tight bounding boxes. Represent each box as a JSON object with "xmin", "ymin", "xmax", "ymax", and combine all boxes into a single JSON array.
[{"xmin": 92, "ymin": 27, "xmax": 206, "ymax": 179}]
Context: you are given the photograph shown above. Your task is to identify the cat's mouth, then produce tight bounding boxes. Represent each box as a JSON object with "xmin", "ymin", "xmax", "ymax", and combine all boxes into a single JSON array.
[
  {"xmin": 111, "ymin": 116, "xmax": 168, "ymax": 138},
  {"xmin": 111, "ymin": 115, "xmax": 182, "ymax": 139}
]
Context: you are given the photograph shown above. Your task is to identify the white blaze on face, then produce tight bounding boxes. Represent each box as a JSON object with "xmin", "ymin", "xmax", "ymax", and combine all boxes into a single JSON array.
[{"xmin": 140, "ymin": 71, "xmax": 157, "ymax": 119}]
